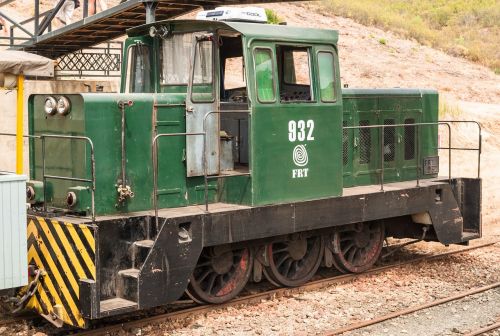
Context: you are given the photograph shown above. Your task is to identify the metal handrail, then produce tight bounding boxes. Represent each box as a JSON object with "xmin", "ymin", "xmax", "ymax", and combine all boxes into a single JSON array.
[
  {"xmin": 344, "ymin": 122, "xmax": 451, "ymax": 190},
  {"xmin": 439, "ymin": 120, "xmax": 482, "ymax": 178},
  {"xmin": 152, "ymin": 132, "xmax": 206, "ymax": 229},
  {"xmin": 0, "ymin": 11, "xmax": 34, "ymax": 38},
  {"xmin": 152, "ymin": 109, "xmax": 252, "ymax": 226},
  {"xmin": 0, "ymin": 132, "xmax": 96, "ymax": 221},
  {"xmin": 344, "ymin": 121, "xmax": 482, "ymax": 191},
  {"xmin": 40, "ymin": 134, "xmax": 96, "ymax": 222},
  {"xmin": 202, "ymin": 110, "xmax": 251, "ymax": 211}
]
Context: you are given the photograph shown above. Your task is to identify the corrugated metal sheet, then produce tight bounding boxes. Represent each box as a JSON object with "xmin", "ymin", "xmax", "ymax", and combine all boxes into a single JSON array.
[{"xmin": 0, "ymin": 173, "xmax": 28, "ymax": 290}]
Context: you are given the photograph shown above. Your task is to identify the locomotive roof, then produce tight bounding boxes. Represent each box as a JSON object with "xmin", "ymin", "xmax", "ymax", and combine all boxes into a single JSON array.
[{"xmin": 128, "ymin": 19, "xmax": 338, "ymax": 45}]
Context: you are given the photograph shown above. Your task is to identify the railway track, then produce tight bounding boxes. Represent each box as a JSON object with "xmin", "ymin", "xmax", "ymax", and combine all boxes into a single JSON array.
[
  {"xmin": 464, "ymin": 319, "xmax": 500, "ymax": 336},
  {"xmin": 0, "ymin": 313, "xmax": 38, "ymax": 328},
  {"xmin": 70, "ymin": 241, "xmax": 499, "ymax": 336},
  {"xmin": 323, "ymin": 282, "xmax": 500, "ymax": 335}
]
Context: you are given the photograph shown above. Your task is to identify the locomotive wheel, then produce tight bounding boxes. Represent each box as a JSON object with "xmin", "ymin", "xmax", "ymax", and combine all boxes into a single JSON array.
[
  {"xmin": 186, "ymin": 245, "xmax": 253, "ymax": 304},
  {"xmin": 263, "ymin": 235, "xmax": 324, "ymax": 287},
  {"xmin": 331, "ymin": 222, "xmax": 385, "ymax": 273}
]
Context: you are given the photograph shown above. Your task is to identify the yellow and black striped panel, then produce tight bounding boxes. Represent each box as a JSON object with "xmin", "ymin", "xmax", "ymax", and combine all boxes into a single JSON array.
[{"xmin": 25, "ymin": 216, "xmax": 96, "ymax": 328}]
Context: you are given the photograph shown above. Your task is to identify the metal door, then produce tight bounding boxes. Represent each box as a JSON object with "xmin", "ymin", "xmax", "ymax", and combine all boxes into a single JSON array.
[{"xmin": 186, "ymin": 34, "xmax": 219, "ymax": 177}]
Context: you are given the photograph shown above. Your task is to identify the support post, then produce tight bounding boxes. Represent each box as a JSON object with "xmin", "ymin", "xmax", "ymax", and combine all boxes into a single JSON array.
[
  {"xmin": 34, "ymin": 0, "xmax": 40, "ymax": 35},
  {"xmin": 142, "ymin": 1, "xmax": 159, "ymax": 24},
  {"xmin": 83, "ymin": 0, "xmax": 89, "ymax": 18},
  {"xmin": 16, "ymin": 74, "xmax": 24, "ymax": 174}
]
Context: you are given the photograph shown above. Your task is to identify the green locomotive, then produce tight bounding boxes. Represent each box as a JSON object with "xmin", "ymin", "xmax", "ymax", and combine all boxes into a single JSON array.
[{"xmin": 21, "ymin": 14, "xmax": 480, "ymax": 328}]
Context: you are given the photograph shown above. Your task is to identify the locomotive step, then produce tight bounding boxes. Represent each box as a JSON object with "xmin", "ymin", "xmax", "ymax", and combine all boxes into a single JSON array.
[
  {"xmin": 117, "ymin": 268, "xmax": 140, "ymax": 302},
  {"xmin": 461, "ymin": 232, "xmax": 480, "ymax": 241},
  {"xmin": 100, "ymin": 298, "xmax": 137, "ymax": 316},
  {"xmin": 118, "ymin": 268, "xmax": 140, "ymax": 278},
  {"xmin": 134, "ymin": 239, "xmax": 154, "ymax": 248},
  {"xmin": 132, "ymin": 239, "xmax": 154, "ymax": 269}
]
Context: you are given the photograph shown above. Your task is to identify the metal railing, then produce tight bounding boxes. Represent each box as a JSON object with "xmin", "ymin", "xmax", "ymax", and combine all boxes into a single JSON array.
[
  {"xmin": 343, "ymin": 121, "xmax": 481, "ymax": 191},
  {"xmin": 0, "ymin": 132, "xmax": 96, "ymax": 222},
  {"xmin": 439, "ymin": 120, "xmax": 482, "ymax": 178},
  {"xmin": 54, "ymin": 42, "xmax": 123, "ymax": 78},
  {"xmin": 1, "ymin": 0, "xmax": 123, "ymax": 78},
  {"xmin": 152, "ymin": 131, "xmax": 205, "ymax": 228},
  {"xmin": 41, "ymin": 134, "xmax": 96, "ymax": 222},
  {"xmin": 0, "ymin": 119, "xmax": 479, "ymax": 225},
  {"xmin": 152, "ymin": 109, "xmax": 251, "ymax": 227},
  {"xmin": 1, "ymin": 0, "xmax": 107, "ymax": 47}
]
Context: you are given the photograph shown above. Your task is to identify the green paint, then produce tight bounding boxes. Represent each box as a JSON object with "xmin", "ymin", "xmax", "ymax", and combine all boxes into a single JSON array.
[
  {"xmin": 342, "ymin": 89, "xmax": 438, "ymax": 187},
  {"xmin": 27, "ymin": 20, "xmax": 440, "ymax": 216}
]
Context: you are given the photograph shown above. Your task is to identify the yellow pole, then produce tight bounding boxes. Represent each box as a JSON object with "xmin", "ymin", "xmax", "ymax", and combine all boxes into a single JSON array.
[{"xmin": 16, "ymin": 74, "xmax": 24, "ymax": 174}]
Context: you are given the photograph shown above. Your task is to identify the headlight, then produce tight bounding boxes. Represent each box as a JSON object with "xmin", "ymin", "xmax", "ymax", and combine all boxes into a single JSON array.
[
  {"xmin": 56, "ymin": 96, "xmax": 71, "ymax": 115},
  {"xmin": 44, "ymin": 96, "xmax": 57, "ymax": 115},
  {"xmin": 26, "ymin": 186, "xmax": 35, "ymax": 201},
  {"xmin": 66, "ymin": 191, "xmax": 77, "ymax": 207}
]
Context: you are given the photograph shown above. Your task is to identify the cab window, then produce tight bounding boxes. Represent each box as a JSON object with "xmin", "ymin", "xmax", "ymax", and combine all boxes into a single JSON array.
[
  {"xmin": 160, "ymin": 33, "xmax": 194, "ymax": 85},
  {"xmin": 125, "ymin": 44, "xmax": 151, "ymax": 93},
  {"xmin": 191, "ymin": 38, "xmax": 214, "ymax": 102},
  {"xmin": 254, "ymin": 48, "xmax": 276, "ymax": 103},
  {"xmin": 277, "ymin": 46, "xmax": 313, "ymax": 102},
  {"xmin": 317, "ymin": 51, "xmax": 337, "ymax": 102}
]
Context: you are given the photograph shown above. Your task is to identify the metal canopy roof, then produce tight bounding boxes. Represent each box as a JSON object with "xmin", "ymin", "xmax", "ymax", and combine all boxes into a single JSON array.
[{"xmin": 21, "ymin": 0, "xmax": 303, "ymax": 59}]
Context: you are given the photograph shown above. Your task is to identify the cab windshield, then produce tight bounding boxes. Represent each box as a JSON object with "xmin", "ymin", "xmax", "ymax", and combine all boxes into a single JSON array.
[{"xmin": 160, "ymin": 32, "xmax": 207, "ymax": 85}]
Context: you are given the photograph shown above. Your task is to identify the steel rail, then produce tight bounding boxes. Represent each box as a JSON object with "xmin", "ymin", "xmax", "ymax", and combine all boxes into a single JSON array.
[
  {"xmin": 73, "ymin": 241, "xmax": 499, "ymax": 336},
  {"xmin": 323, "ymin": 282, "xmax": 500, "ymax": 335},
  {"xmin": 464, "ymin": 319, "xmax": 500, "ymax": 336}
]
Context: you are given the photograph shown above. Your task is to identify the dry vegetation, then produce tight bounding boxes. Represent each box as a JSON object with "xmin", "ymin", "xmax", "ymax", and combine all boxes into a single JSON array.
[{"xmin": 321, "ymin": 0, "xmax": 500, "ymax": 73}]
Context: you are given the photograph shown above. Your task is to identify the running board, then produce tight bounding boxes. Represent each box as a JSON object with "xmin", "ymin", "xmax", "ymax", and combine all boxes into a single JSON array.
[{"xmin": 100, "ymin": 298, "xmax": 137, "ymax": 317}]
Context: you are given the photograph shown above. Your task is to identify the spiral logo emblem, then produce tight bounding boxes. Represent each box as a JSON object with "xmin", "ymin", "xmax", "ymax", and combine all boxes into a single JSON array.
[{"xmin": 292, "ymin": 145, "xmax": 308, "ymax": 167}]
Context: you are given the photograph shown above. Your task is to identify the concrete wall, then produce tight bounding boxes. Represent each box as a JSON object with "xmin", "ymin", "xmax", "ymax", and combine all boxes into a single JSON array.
[{"xmin": 0, "ymin": 79, "xmax": 120, "ymax": 175}]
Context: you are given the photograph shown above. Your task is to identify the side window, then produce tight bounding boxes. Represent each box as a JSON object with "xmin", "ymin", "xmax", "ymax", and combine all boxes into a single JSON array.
[
  {"xmin": 277, "ymin": 46, "xmax": 313, "ymax": 102},
  {"xmin": 160, "ymin": 33, "xmax": 194, "ymax": 85},
  {"xmin": 317, "ymin": 51, "xmax": 337, "ymax": 102},
  {"xmin": 125, "ymin": 44, "xmax": 151, "ymax": 93},
  {"xmin": 224, "ymin": 56, "xmax": 245, "ymax": 90},
  {"xmin": 254, "ymin": 48, "xmax": 276, "ymax": 103}
]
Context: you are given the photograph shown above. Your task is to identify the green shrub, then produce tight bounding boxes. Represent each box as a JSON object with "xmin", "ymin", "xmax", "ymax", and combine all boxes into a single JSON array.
[
  {"xmin": 439, "ymin": 100, "xmax": 462, "ymax": 118},
  {"xmin": 321, "ymin": 0, "xmax": 500, "ymax": 72},
  {"xmin": 265, "ymin": 9, "xmax": 281, "ymax": 24}
]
